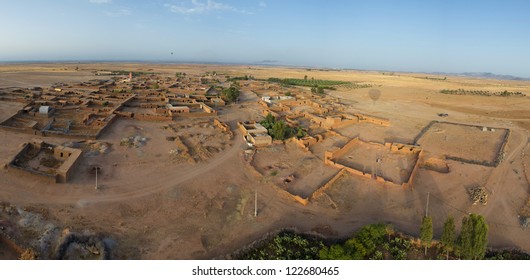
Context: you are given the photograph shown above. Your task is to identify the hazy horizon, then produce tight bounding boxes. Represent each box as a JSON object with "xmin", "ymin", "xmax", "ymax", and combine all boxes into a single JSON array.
[{"xmin": 1, "ymin": 0, "xmax": 530, "ymax": 77}]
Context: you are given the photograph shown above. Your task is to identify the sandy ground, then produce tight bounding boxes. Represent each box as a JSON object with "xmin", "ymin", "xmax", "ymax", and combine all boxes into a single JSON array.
[{"xmin": 0, "ymin": 63, "xmax": 529, "ymax": 259}]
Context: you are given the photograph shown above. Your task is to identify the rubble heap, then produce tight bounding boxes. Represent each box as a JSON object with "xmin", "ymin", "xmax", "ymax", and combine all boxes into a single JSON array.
[
  {"xmin": 120, "ymin": 135, "xmax": 148, "ymax": 148},
  {"xmin": 468, "ymin": 186, "xmax": 488, "ymax": 205}
]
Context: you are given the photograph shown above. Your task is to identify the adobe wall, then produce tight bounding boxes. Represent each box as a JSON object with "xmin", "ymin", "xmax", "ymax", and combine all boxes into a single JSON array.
[
  {"xmin": 10, "ymin": 164, "xmax": 57, "ymax": 183},
  {"xmin": 0, "ymin": 124, "xmax": 36, "ymax": 135},
  {"xmin": 414, "ymin": 121, "xmax": 510, "ymax": 167},
  {"xmin": 403, "ymin": 150, "xmax": 424, "ymax": 189},
  {"xmin": 172, "ymin": 111, "xmax": 218, "ymax": 118},
  {"xmin": 326, "ymin": 137, "xmax": 362, "ymax": 160},
  {"xmin": 200, "ymin": 103, "xmax": 217, "ymax": 114},
  {"xmin": 4, "ymin": 143, "xmax": 30, "ymax": 169},
  {"xmin": 325, "ymin": 159, "xmax": 401, "ymax": 187},
  {"xmin": 249, "ymin": 134, "xmax": 272, "ymax": 147},
  {"xmin": 237, "ymin": 121, "xmax": 248, "ymax": 135},
  {"xmin": 311, "ymin": 169, "xmax": 347, "ymax": 201},
  {"xmin": 139, "ymin": 103, "xmax": 165, "ymax": 109},
  {"xmin": 0, "ymin": 111, "xmax": 24, "ymax": 126},
  {"xmin": 133, "ymin": 114, "xmax": 172, "ymax": 121},
  {"xmin": 324, "ymin": 138, "xmax": 422, "ymax": 188},
  {"xmin": 262, "ymin": 109, "xmax": 280, "ymax": 118},
  {"xmin": 6, "ymin": 148, "xmax": 57, "ymax": 184},
  {"xmin": 213, "ymin": 119, "xmax": 230, "ymax": 133},
  {"xmin": 114, "ymin": 110, "xmax": 134, "ymax": 118},
  {"xmin": 290, "ymin": 136, "xmax": 319, "ymax": 152},
  {"xmin": 354, "ymin": 113, "xmax": 390, "ymax": 126},
  {"xmin": 93, "ymin": 114, "xmax": 117, "ymax": 139},
  {"xmin": 258, "ymin": 100, "xmax": 269, "ymax": 108},
  {"xmin": 55, "ymin": 147, "xmax": 83, "ymax": 183},
  {"xmin": 268, "ymin": 182, "xmax": 310, "ymax": 206}
]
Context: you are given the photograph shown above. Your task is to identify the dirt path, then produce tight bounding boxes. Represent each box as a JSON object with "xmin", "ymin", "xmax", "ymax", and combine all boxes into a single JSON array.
[
  {"xmin": 76, "ymin": 132, "xmax": 245, "ymax": 205},
  {"xmin": 481, "ymin": 129, "xmax": 529, "ymax": 216}
]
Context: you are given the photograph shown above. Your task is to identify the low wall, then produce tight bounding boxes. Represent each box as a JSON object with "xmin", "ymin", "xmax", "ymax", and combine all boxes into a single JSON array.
[
  {"xmin": 55, "ymin": 148, "xmax": 83, "ymax": 183},
  {"xmin": 200, "ymin": 103, "xmax": 217, "ymax": 114},
  {"xmin": 290, "ymin": 136, "xmax": 319, "ymax": 152},
  {"xmin": 324, "ymin": 138, "xmax": 422, "ymax": 188},
  {"xmin": 354, "ymin": 113, "xmax": 390, "ymax": 126},
  {"xmin": 415, "ymin": 121, "xmax": 511, "ymax": 167},
  {"xmin": 6, "ymin": 164, "xmax": 57, "ymax": 184},
  {"xmin": 325, "ymin": 159, "xmax": 399, "ymax": 187},
  {"xmin": 262, "ymin": 109, "xmax": 279, "ymax": 118},
  {"xmin": 213, "ymin": 119, "xmax": 231, "ymax": 132},
  {"xmin": 133, "ymin": 114, "xmax": 172, "ymax": 121},
  {"xmin": 403, "ymin": 150, "xmax": 424, "ymax": 189},
  {"xmin": 311, "ymin": 169, "xmax": 347, "ymax": 200},
  {"xmin": 172, "ymin": 111, "xmax": 217, "ymax": 118},
  {"xmin": 269, "ymin": 184, "xmax": 310, "ymax": 206}
]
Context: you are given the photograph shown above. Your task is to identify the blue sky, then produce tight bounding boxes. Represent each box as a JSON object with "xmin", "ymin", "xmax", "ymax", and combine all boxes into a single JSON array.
[{"xmin": 1, "ymin": 0, "xmax": 530, "ymax": 76}]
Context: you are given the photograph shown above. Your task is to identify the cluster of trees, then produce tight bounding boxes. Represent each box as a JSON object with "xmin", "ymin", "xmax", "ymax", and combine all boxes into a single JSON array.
[
  {"xmin": 260, "ymin": 113, "xmax": 306, "ymax": 141},
  {"xmin": 310, "ymin": 85, "xmax": 325, "ymax": 94},
  {"xmin": 221, "ymin": 86, "xmax": 240, "ymax": 103},
  {"xmin": 415, "ymin": 76, "xmax": 447, "ymax": 81},
  {"xmin": 227, "ymin": 75, "xmax": 254, "ymax": 81},
  {"xmin": 421, "ymin": 214, "xmax": 488, "ymax": 260},
  {"xmin": 236, "ymin": 232, "xmax": 323, "ymax": 260},
  {"xmin": 266, "ymin": 77, "xmax": 349, "ymax": 89},
  {"xmin": 235, "ymin": 217, "xmax": 525, "ymax": 260},
  {"xmin": 175, "ymin": 72, "xmax": 186, "ymax": 77},
  {"xmin": 319, "ymin": 224, "xmax": 390, "ymax": 260},
  {"xmin": 440, "ymin": 89, "xmax": 524, "ymax": 97},
  {"xmin": 99, "ymin": 70, "xmax": 156, "ymax": 77}
]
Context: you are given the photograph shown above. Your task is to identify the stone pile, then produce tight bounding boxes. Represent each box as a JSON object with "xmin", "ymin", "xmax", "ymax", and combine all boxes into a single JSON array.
[{"xmin": 468, "ymin": 186, "xmax": 488, "ymax": 205}]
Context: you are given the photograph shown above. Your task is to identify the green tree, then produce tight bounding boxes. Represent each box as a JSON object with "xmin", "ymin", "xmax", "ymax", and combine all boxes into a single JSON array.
[
  {"xmin": 317, "ymin": 86, "xmax": 324, "ymax": 94},
  {"xmin": 318, "ymin": 223, "xmax": 389, "ymax": 260},
  {"xmin": 319, "ymin": 244, "xmax": 351, "ymax": 260},
  {"xmin": 296, "ymin": 127, "xmax": 306, "ymax": 139},
  {"xmin": 457, "ymin": 214, "xmax": 488, "ymax": 260},
  {"xmin": 221, "ymin": 86, "xmax": 240, "ymax": 103},
  {"xmin": 470, "ymin": 214, "xmax": 488, "ymax": 260},
  {"xmin": 260, "ymin": 113, "xmax": 276, "ymax": 129},
  {"xmin": 456, "ymin": 215, "xmax": 472, "ymax": 259},
  {"xmin": 420, "ymin": 216, "xmax": 433, "ymax": 256},
  {"xmin": 271, "ymin": 121, "xmax": 287, "ymax": 140},
  {"xmin": 441, "ymin": 216, "xmax": 455, "ymax": 259}
]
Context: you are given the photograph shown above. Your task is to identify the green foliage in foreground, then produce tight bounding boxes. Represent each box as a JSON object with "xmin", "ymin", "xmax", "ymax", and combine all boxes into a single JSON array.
[
  {"xmin": 420, "ymin": 216, "xmax": 433, "ymax": 255},
  {"xmin": 456, "ymin": 214, "xmax": 488, "ymax": 260},
  {"xmin": 319, "ymin": 223, "xmax": 390, "ymax": 260},
  {"xmin": 235, "ymin": 232, "xmax": 324, "ymax": 260},
  {"xmin": 233, "ymin": 217, "xmax": 526, "ymax": 260},
  {"xmin": 440, "ymin": 216, "xmax": 456, "ymax": 259}
]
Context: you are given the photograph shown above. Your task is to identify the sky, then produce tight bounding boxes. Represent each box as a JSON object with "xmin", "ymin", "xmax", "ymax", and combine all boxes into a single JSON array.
[{"xmin": 1, "ymin": 0, "xmax": 530, "ymax": 77}]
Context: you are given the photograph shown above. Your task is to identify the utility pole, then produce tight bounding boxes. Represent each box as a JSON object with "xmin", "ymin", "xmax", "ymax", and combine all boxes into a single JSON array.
[
  {"xmin": 425, "ymin": 192, "xmax": 430, "ymax": 217},
  {"xmin": 254, "ymin": 190, "xmax": 257, "ymax": 217},
  {"xmin": 95, "ymin": 167, "xmax": 99, "ymax": 190}
]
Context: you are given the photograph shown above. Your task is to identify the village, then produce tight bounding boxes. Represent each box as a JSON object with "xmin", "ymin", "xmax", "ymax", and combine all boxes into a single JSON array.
[{"xmin": 0, "ymin": 64, "xmax": 528, "ymax": 259}]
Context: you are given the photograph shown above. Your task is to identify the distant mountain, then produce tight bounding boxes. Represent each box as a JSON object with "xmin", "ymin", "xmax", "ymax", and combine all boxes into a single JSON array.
[
  {"xmin": 254, "ymin": 60, "xmax": 280, "ymax": 65},
  {"xmin": 430, "ymin": 72, "xmax": 530, "ymax": 81}
]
